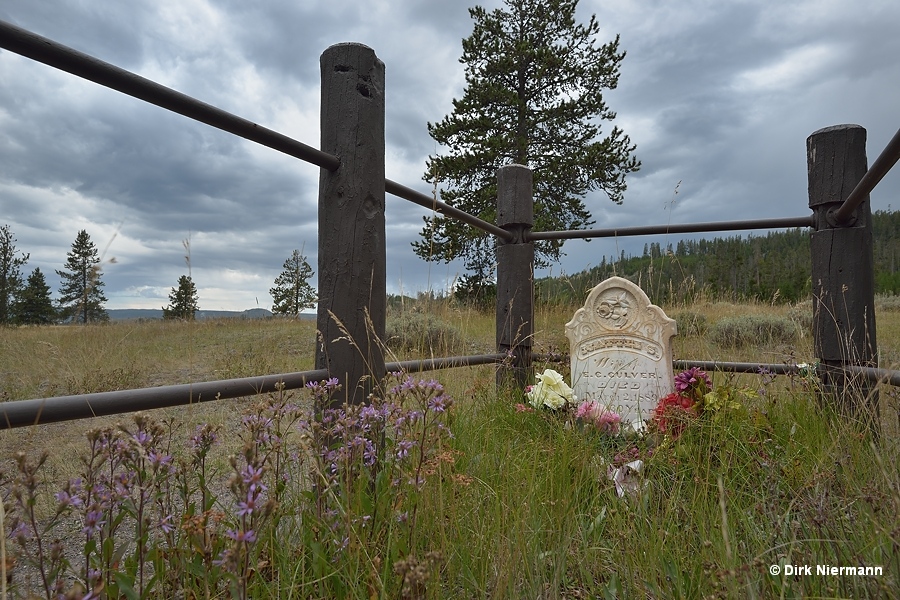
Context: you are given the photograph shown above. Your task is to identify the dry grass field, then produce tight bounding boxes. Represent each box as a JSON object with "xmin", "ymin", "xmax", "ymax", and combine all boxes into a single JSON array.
[{"xmin": 2, "ymin": 298, "xmax": 898, "ymax": 440}]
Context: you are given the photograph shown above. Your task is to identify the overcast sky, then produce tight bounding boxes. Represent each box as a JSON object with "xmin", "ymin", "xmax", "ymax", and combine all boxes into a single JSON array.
[{"xmin": 2, "ymin": 0, "xmax": 898, "ymax": 312}]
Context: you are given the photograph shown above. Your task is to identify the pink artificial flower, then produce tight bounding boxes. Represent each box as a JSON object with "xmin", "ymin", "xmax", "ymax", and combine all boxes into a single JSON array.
[
  {"xmin": 596, "ymin": 410, "xmax": 622, "ymax": 435},
  {"xmin": 575, "ymin": 400, "xmax": 621, "ymax": 435}
]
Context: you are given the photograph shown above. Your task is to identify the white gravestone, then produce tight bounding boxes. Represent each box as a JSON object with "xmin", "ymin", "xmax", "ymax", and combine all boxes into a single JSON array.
[{"xmin": 565, "ymin": 277, "xmax": 677, "ymax": 429}]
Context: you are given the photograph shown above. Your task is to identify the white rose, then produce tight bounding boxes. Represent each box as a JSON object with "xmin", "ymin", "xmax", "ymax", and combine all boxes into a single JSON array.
[{"xmin": 526, "ymin": 370, "xmax": 574, "ymax": 409}]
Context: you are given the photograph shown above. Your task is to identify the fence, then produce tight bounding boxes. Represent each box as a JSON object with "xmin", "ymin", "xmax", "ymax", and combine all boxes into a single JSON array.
[{"xmin": 1, "ymin": 23, "xmax": 898, "ymax": 430}]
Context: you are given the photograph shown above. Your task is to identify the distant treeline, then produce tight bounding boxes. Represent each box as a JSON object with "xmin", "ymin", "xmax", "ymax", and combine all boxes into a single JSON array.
[{"xmin": 536, "ymin": 210, "xmax": 900, "ymax": 306}]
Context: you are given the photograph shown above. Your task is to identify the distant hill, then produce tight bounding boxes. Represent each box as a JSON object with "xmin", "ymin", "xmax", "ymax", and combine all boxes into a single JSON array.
[{"xmin": 104, "ymin": 308, "xmax": 307, "ymax": 321}]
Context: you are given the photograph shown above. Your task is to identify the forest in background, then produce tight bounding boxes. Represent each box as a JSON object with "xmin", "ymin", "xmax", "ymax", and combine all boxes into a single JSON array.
[{"xmin": 534, "ymin": 209, "xmax": 900, "ymax": 307}]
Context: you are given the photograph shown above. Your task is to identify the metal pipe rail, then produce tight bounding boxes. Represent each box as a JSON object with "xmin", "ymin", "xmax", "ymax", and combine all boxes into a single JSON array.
[
  {"xmin": 390, "ymin": 353, "xmax": 507, "ymax": 374},
  {"xmin": 0, "ymin": 19, "xmax": 341, "ymax": 171},
  {"xmin": 0, "ymin": 19, "xmax": 510, "ymax": 241},
  {"xmin": 843, "ymin": 365, "xmax": 900, "ymax": 388},
  {"xmin": 385, "ymin": 180, "xmax": 514, "ymax": 240},
  {"xmin": 529, "ymin": 355, "xmax": 900, "ymax": 389},
  {"xmin": 834, "ymin": 126, "xmax": 900, "ymax": 224},
  {"xmin": 0, "ymin": 369, "xmax": 327, "ymax": 429},
  {"xmin": 673, "ymin": 360, "xmax": 804, "ymax": 375},
  {"xmin": 0, "ymin": 354, "xmax": 506, "ymax": 429},
  {"xmin": 528, "ymin": 215, "xmax": 814, "ymax": 241},
  {"xmin": 539, "ymin": 354, "xmax": 813, "ymax": 377}
]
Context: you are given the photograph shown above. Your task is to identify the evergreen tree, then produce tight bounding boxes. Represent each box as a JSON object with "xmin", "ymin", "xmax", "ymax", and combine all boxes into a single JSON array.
[
  {"xmin": 270, "ymin": 250, "xmax": 316, "ymax": 316},
  {"xmin": 414, "ymin": 0, "xmax": 640, "ymax": 286},
  {"xmin": 13, "ymin": 268, "xmax": 56, "ymax": 325},
  {"xmin": 162, "ymin": 275, "xmax": 199, "ymax": 320},
  {"xmin": 1, "ymin": 224, "xmax": 29, "ymax": 325},
  {"xmin": 56, "ymin": 230, "xmax": 108, "ymax": 323}
]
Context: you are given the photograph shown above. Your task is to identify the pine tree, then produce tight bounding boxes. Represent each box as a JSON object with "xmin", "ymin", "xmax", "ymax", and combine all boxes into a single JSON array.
[
  {"xmin": 1, "ymin": 224, "xmax": 29, "ymax": 325},
  {"xmin": 57, "ymin": 230, "xmax": 109, "ymax": 324},
  {"xmin": 270, "ymin": 250, "xmax": 316, "ymax": 316},
  {"xmin": 13, "ymin": 268, "xmax": 56, "ymax": 325},
  {"xmin": 162, "ymin": 275, "xmax": 200, "ymax": 320},
  {"xmin": 414, "ymin": 0, "xmax": 640, "ymax": 286}
]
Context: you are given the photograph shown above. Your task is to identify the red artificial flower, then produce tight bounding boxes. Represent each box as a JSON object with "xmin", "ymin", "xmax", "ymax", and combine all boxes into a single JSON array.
[{"xmin": 651, "ymin": 392, "xmax": 699, "ymax": 438}]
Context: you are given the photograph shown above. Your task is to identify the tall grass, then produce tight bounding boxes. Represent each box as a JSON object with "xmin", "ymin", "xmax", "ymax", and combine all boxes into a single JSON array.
[{"xmin": 1, "ymin": 303, "xmax": 898, "ymax": 597}]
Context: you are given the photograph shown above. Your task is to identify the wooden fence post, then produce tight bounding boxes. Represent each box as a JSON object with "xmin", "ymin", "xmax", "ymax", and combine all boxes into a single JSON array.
[
  {"xmin": 316, "ymin": 43, "xmax": 386, "ymax": 406},
  {"xmin": 496, "ymin": 164, "xmax": 534, "ymax": 391},
  {"xmin": 806, "ymin": 124, "xmax": 878, "ymax": 420}
]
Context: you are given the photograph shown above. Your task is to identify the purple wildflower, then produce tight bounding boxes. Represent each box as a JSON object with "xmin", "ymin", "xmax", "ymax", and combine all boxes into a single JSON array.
[
  {"xmin": 189, "ymin": 424, "xmax": 218, "ymax": 452},
  {"xmin": 10, "ymin": 521, "xmax": 31, "ymax": 543},
  {"xmin": 226, "ymin": 528, "xmax": 258, "ymax": 543},
  {"xmin": 132, "ymin": 430, "xmax": 152, "ymax": 447},
  {"xmin": 241, "ymin": 464, "xmax": 267, "ymax": 492},
  {"xmin": 114, "ymin": 471, "xmax": 136, "ymax": 497},
  {"xmin": 237, "ymin": 491, "xmax": 260, "ymax": 517},
  {"xmin": 428, "ymin": 394, "xmax": 450, "ymax": 413},
  {"xmin": 148, "ymin": 450, "xmax": 174, "ymax": 470},
  {"xmin": 158, "ymin": 514, "xmax": 175, "ymax": 534},
  {"xmin": 54, "ymin": 489, "xmax": 83, "ymax": 509},
  {"xmin": 395, "ymin": 440, "xmax": 416, "ymax": 460},
  {"xmin": 674, "ymin": 367, "xmax": 711, "ymax": 396},
  {"xmin": 83, "ymin": 510, "xmax": 105, "ymax": 539}
]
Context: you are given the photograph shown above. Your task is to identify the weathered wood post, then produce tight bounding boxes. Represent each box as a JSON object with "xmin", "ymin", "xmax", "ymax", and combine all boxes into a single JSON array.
[
  {"xmin": 496, "ymin": 164, "xmax": 534, "ymax": 390},
  {"xmin": 316, "ymin": 43, "xmax": 386, "ymax": 406},
  {"xmin": 806, "ymin": 124, "xmax": 878, "ymax": 421}
]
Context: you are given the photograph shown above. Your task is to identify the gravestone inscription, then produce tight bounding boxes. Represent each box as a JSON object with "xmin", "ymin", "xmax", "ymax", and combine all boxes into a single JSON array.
[{"xmin": 565, "ymin": 277, "xmax": 677, "ymax": 429}]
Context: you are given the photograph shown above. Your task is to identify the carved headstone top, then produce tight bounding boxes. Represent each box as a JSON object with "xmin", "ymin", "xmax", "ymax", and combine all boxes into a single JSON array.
[{"xmin": 565, "ymin": 277, "xmax": 677, "ymax": 429}]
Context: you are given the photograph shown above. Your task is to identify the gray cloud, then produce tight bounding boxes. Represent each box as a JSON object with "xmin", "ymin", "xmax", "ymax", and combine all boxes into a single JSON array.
[{"xmin": 1, "ymin": 0, "xmax": 898, "ymax": 309}]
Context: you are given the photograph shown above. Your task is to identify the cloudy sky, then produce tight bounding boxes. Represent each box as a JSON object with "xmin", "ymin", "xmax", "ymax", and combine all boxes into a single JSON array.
[{"xmin": 1, "ymin": 0, "xmax": 898, "ymax": 312}]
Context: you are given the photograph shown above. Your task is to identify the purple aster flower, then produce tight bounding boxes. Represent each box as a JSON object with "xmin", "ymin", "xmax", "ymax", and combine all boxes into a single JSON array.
[
  {"xmin": 10, "ymin": 521, "xmax": 31, "ymax": 543},
  {"xmin": 395, "ymin": 440, "xmax": 416, "ymax": 460},
  {"xmin": 148, "ymin": 450, "xmax": 173, "ymax": 470},
  {"xmin": 237, "ymin": 490, "xmax": 260, "ymax": 517},
  {"xmin": 427, "ymin": 394, "xmax": 451, "ymax": 413},
  {"xmin": 54, "ymin": 489, "xmax": 83, "ymax": 509},
  {"xmin": 83, "ymin": 510, "xmax": 105, "ymax": 539},
  {"xmin": 226, "ymin": 528, "xmax": 257, "ymax": 543},
  {"xmin": 212, "ymin": 548, "xmax": 233, "ymax": 567},
  {"xmin": 132, "ymin": 430, "xmax": 152, "ymax": 447},
  {"xmin": 158, "ymin": 514, "xmax": 175, "ymax": 535},
  {"xmin": 241, "ymin": 464, "xmax": 267, "ymax": 489}
]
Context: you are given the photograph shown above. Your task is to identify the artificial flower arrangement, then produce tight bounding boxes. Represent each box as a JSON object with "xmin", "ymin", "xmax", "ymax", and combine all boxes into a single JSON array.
[
  {"xmin": 521, "ymin": 367, "xmax": 737, "ymax": 435},
  {"xmin": 519, "ymin": 366, "xmax": 755, "ymax": 497}
]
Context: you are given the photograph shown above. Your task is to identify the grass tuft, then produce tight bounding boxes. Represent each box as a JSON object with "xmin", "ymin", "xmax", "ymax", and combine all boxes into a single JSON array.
[{"xmin": 710, "ymin": 314, "xmax": 800, "ymax": 348}]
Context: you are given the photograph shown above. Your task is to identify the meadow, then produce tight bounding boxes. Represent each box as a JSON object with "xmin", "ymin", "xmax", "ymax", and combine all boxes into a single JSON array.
[{"xmin": 0, "ymin": 298, "xmax": 898, "ymax": 598}]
